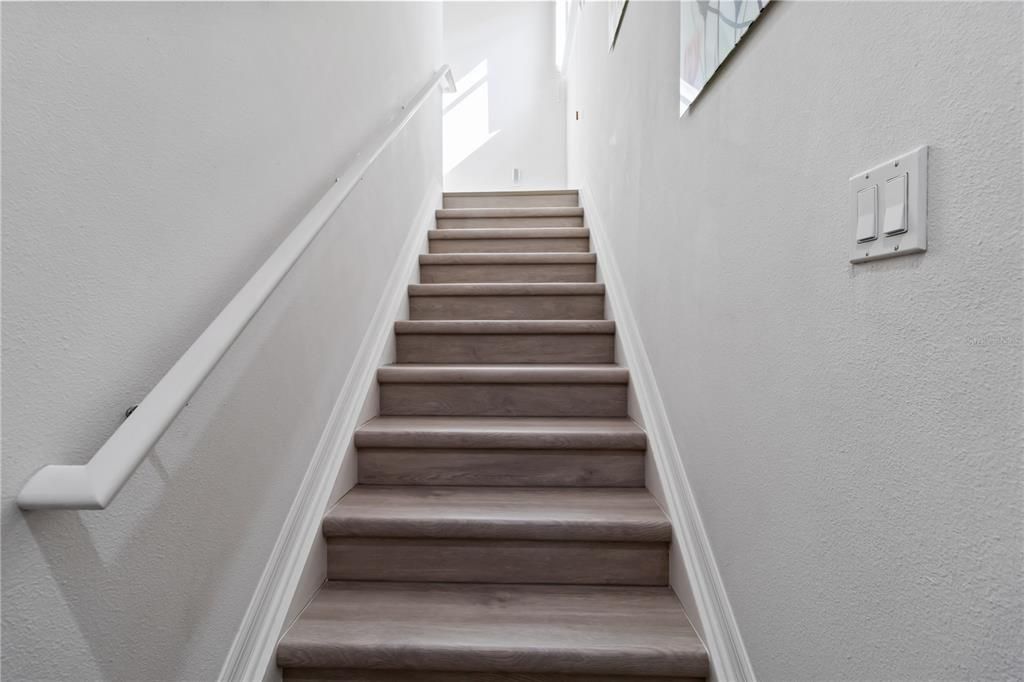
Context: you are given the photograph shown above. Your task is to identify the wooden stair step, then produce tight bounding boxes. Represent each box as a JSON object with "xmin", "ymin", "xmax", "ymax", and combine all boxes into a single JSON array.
[
  {"xmin": 378, "ymin": 364, "xmax": 627, "ymax": 384},
  {"xmin": 408, "ymin": 283, "xmax": 604, "ymax": 320},
  {"xmin": 277, "ymin": 582, "xmax": 709, "ymax": 678},
  {"xmin": 443, "ymin": 189, "xmax": 579, "ymax": 209},
  {"xmin": 395, "ymin": 320, "xmax": 615, "ymax": 364},
  {"xmin": 327, "ymin": 536, "xmax": 667, "ymax": 585},
  {"xmin": 322, "ymin": 486, "xmax": 669, "ymax": 584},
  {"xmin": 428, "ymin": 227, "xmax": 589, "ymax": 254},
  {"xmin": 409, "ymin": 283, "xmax": 604, "ymax": 295},
  {"xmin": 421, "ymin": 253, "xmax": 597, "ymax": 264},
  {"xmin": 437, "ymin": 207, "xmax": 584, "ymax": 219},
  {"xmin": 428, "ymin": 227, "xmax": 588, "ymax": 240},
  {"xmin": 323, "ymin": 486, "xmax": 670, "ymax": 541},
  {"xmin": 285, "ymin": 670, "xmax": 703, "ymax": 681},
  {"xmin": 378, "ymin": 364, "xmax": 627, "ymax": 417},
  {"xmin": 419, "ymin": 253, "xmax": 596, "ymax": 283},
  {"xmin": 357, "ymin": 447, "xmax": 644, "ymax": 488},
  {"xmin": 354, "ymin": 416, "xmax": 648, "ymax": 450},
  {"xmin": 395, "ymin": 319, "xmax": 614, "ymax": 333},
  {"xmin": 436, "ymin": 207, "xmax": 584, "ymax": 229}
]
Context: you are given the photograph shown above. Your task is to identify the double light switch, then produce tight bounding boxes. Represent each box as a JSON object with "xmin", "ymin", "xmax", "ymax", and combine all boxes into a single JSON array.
[{"xmin": 849, "ymin": 146, "xmax": 927, "ymax": 264}]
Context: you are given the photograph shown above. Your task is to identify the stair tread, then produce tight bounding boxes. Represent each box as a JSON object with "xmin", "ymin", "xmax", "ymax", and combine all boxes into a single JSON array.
[
  {"xmin": 395, "ymin": 320, "xmax": 614, "ymax": 334},
  {"xmin": 444, "ymin": 189, "xmax": 580, "ymax": 197},
  {"xmin": 378, "ymin": 364, "xmax": 628, "ymax": 384},
  {"xmin": 277, "ymin": 582, "xmax": 708, "ymax": 677},
  {"xmin": 420, "ymin": 252, "xmax": 596, "ymax": 264},
  {"xmin": 436, "ymin": 207, "xmax": 584, "ymax": 219},
  {"xmin": 355, "ymin": 416, "xmax": 647, "ymax": 450},
  {"xmin": 324, "ymin": 485, "xmax": 669, "ymax": 541},
  {"xmin": 428, "ymin": 227, "xmax": 588, "ymax": 240},
  {"xmin": 409, "ymin": 283, "xmax": 604, "ymax": 296}
]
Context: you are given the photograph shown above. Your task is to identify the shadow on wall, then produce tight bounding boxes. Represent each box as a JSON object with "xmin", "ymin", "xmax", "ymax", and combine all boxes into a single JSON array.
[
  {"xmin": 5, "ymin": 275, "xmax": 317, "ymax": 680},
  {"xmin": 443, "ymin": 59, "xmax": 501, "ymax": 176}
]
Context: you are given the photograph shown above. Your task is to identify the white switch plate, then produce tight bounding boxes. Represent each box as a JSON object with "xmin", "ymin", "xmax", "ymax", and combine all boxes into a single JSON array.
[{"xmin": 849, "ymin": 146, "xmax": 927, "ymax": 264}]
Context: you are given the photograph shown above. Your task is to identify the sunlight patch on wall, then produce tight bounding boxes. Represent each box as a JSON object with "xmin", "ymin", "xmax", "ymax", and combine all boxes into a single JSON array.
[
  {"xmin": 443, "ymin": 59, "xmax": 500, "ymax": 175},
  {"xmin": 555, "ymin": 0, "xmax": 567, "ymax": 69}
]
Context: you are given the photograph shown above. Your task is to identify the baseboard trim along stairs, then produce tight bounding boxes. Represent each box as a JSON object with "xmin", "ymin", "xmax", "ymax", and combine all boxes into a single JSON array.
[
  {"xmin": 218, "ymin": 186, "xmax": 441, "ymax": 682},
  {"xmin": 271, "ymin": 188, "xmax": 725, "ymax": 681}
]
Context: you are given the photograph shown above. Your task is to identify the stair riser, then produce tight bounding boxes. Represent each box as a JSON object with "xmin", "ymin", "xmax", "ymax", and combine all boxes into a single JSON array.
[
  {"xmin": 380, "ymin": 384, "xmax": 627, "ymax": 418},
  {"xmin": 285, "ymin": 668, "xmax": 701, "ymax": 681},
  {"xmin": 410, "ymin": 295, "xmax": 605, "ymax": 320},
  {"xmin": 327, "ymin": 538, "xmax": 668, "ymax": 585},
  {"xmin": 420, "ymin": 263, "xmax": 596, "ymax": 283},
  {"xmin": 355, "ymin": 429, "xmax": 647, "ymax": 451},
  {"xmin": 437, "ymin": 216, "xmax": 584, "ymax": 229},
  {"xmin": 396, "ymin": 333, "xmax": 614, "ymax": 363},
  {"xmin": 443, "ymin": 193, "xmax": 579, "ymax": 209},
  {"xmin": 357, "ymin": 449, "xmax": 644, "ymax": 487},
  {"xmin": 429, "ymin": 237, "xmax": 589, "ymax": 254}
]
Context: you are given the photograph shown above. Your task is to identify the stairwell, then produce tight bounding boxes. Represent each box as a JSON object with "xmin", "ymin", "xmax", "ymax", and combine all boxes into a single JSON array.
[{"xmin": 275, "ymin": 190, "xmax": 710, "ymax": 681}]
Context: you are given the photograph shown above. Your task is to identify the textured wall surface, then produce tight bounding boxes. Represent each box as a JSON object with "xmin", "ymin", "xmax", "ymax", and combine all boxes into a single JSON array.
[
  {"xmin": 1, "ymin": 3, "xmax": 442, "ymax": 680},
  {"xmin": 443, "ymin": 1, "xmax": 567, "ymax": 190},
  {"xmin": 567, "ymin": 2, "xmax": 1022, "ymax": 680}
]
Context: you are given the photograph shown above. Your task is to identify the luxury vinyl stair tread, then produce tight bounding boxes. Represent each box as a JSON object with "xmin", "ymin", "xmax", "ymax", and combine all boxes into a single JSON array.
[
  {"xmin": 277, "ymin": 582, "xmax": 708, "ymax": 677},
  {"xmin": 354, "ymin": 416, "xmax": 647, "ymax": 450},
  {"xmin": 428, "ymin": 227, "xmax": 589, "ymax": 240},
  {"xmin": 395, "ymin": 320, "xmax": 615, "ymax": 334},
  {"xmin": 444, "ymin": 189, "xmax": 580, "ymax": 197},
  {"xmin": 420, "ymin": 253, "xmax": 596, "ymax": 264},
  {"xmin": 378, "ymin": 364, "xmax": 627, "ymax": 384},
  {"xmin": 409, "ymin": 283, "xmax": 604, "ymax": 296},
  {"xmin": 436, "ymin": 207, "xmax": 584, "ymax": 219},
  {"xmin": 442, "ymin": 189, "xmax": 580, "ymax": 210},
  {"xmin": 323, "ymin": 486, "xmax": 669, "ymax": 541}
]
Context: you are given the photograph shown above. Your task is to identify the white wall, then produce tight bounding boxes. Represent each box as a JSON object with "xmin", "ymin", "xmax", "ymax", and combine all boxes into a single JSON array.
[
  {"xmin": 1, "ymin": 3, "xmax": 442, "ymax": 680},
  {"xmin": 443, "ymin": 1, "xmax": 567, "ymax": 190},
  {"xmin": 567, "ymin": 2, "xmax": 1022, "ymax": 680}
]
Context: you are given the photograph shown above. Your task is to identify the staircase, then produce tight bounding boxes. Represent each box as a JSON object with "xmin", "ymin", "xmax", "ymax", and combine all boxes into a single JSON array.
[{"xmin": 276, "ymin": 189, "xmax": 710, "ymax": 681}]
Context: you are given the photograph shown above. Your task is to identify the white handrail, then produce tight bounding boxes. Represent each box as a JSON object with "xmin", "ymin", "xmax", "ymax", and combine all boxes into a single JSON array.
[{"xmin": 17, "ymin": 65, "xmax": 456, "ymax": 510}]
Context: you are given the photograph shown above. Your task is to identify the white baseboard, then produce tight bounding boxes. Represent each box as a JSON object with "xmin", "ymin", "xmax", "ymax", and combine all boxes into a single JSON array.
[
  {"xmin": 217, "ymin": 182, "xmax": 441, "ymax": 682},
  {"xmin": 579, "ymin": 184, "xmax": 756, "ymax": 682}
]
